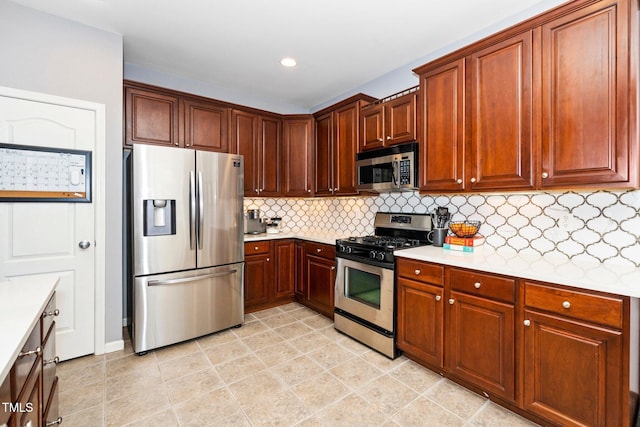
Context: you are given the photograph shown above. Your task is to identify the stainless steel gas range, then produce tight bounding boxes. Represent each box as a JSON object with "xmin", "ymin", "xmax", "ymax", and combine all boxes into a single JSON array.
[{"xmin": 334, "ymin": 212, "xmax": 432, "ymax": 359}]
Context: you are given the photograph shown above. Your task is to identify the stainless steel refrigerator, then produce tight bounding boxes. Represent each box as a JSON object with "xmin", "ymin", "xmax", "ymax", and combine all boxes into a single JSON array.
[{"xmin": 131, "ymin": 144, "xmax": 244, "ymax": 354}]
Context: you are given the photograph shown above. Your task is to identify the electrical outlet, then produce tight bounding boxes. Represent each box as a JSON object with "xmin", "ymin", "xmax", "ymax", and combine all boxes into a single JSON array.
[{"xmin": 558, "ymin": 212, "xmax": 576, "ymax": 232}]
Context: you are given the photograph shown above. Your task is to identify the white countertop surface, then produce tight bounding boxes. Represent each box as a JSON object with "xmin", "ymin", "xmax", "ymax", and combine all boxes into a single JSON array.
[
  {"xmin": 0, "ymin": 274, "xmax": 58, "ymax": 385},
  {"xmin": 395, "ymin": 246, "xmax": 640, "ymax": 298},
  {"xmin": 244, "ymin": 230, "xmax": 345, "ymax": 246}
]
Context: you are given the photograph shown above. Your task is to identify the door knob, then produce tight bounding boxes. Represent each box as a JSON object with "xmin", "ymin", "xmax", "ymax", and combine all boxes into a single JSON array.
[{"xmin": 78, "ymin": 240, "xmax": 91, "ymax": 249}]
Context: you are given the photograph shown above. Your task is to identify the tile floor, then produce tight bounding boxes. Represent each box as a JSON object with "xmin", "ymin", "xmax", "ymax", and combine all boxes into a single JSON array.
[{"xmin": 58, "ymin": 303, "xmax": 539, "ymax": 426}]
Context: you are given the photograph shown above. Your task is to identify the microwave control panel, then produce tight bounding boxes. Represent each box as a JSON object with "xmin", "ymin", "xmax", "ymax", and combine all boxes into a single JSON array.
[{"xmin": 399, "ymin": 159, "xmax": 411, "ymax": 185}]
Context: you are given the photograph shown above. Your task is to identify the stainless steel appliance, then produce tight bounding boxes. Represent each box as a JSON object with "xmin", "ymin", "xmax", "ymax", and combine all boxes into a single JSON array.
[
  {"xmin": 131, "ymin": 144, "xmax": 244, "ymax": 354},
  {"xmin": 244, "ymin": 208, "xmax": 266, "ymax": 234},
  {"xmin": 334, "ymin": 212, "xmax": 432, "ymax": 358},
  {"xmin": 356, "ymin": 142, "xmax": 418, "ymax": 192}
]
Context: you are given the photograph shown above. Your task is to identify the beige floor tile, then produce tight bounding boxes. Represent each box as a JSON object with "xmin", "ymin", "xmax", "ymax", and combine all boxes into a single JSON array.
[
  {"xmin": 206, "ymin": 411, "xmax": 253, "ymax": 427},
  {"xmin": 361, "ymin": 350, "xmax": 407, "ymax": 372},
  {"xmin": 291, "ymin": 371, "xmax": 350, "ymax": 412},
  {"xmin": 164, "ymin": 367, "xmax": 223, "ymax": 404},
  {"xmin": 389, "ymin": 359, "xmax": 443, "ymax": 393},
  {"xmin": 59, "ymin": 403, "xmax": 103, "ymax": 427},
  {"xmin": 269, "ymin": 355, "xmax": 324, "ymax": 386},
  {"xmin": 357, "ymin": 374, "xmax": 420, "ymax": 416},
  {"xmin": 59, "ymin": 380, "xmax": 104, "ymax": 416},
  {"xmin": 253, "ymin": 341, "xmax": 301, "ymax": 367},
  {"xmin": 306, "ymin": 342, "xmax": 356, "ymax": 369},
  {"xmin": 58, "ymin": 353, "xmax": 105, "ymax": 375},
  {"xmin": 231, "ymin": 319, "xmax": 269, "ymax": 338},
  {"xmin": 216, "ymin": 353, "xmax": 266, "ymax": 384},
  {"xmin": 392, "ymin": 396, "xmax": 465, "ymax": 427},
  {"xmin": 287, "ymin": 306, "xmax": 320, "ymax": 320},
  {"xmin": 106, "ymin": 353, "xmax": 159, "ymax": 378},
  {"xmin": 289, "ymin": 331, "xmax": 332, "ymax": 353},
  {"xmin": 278, "ymin": 302, "xmax": 305, "ymax": 312},
  {"xmin": 153, "ymin": 339, "xmax": 199, "ymax": 363},
  {"xmin": 121, "ymin": 408, "xmax": 179, "ymax": 427},
  {"xmin": 273, "ymin": 320, "xmax": 314, "ymax": 339},
  {"xmin": 158, "ymin": 351, "xmax": 209, "ymax": 382},
  {"xmin": 105, "ymin": 386, "xmax": 171, "ymax": 427},
  {"xmin": 196, "ymin": 328, "xmax": 238, "ymax": 349},
  {"xmin": 330, "ymin": 358, "xmax": 384, "ymax": 390},
  {"xmin": 241, "ymin": 329, "xmax": 284, "ymax": 351},
  {"xmin": 251, "ymin": 306, "xmax": 283, "ymax": 319},
  {"xmin": 424, "ymin": 379, "xmax": 487, "ymax": 420},
  {"xmin": 243, "ymin": 389, "xmax": 311, "ymax": 427},
  {"xmin": 302, "ymin": 314, "xmax": 334, "ymax": 330},
  {"xmin": 229, "ymin": 370, "xmax": 287, "ymax": 407},
  {"xmin": 106, "ymin": 365, "xmax": 163, "ymax": 402},
  {"xmin": 173, "ymin": 387, "xmax": 243, "ymax": 427},
  {"xmin": 261, "ymin": 312, "xmax": 298, "ymax": 328},
  {"xmin": 58, "ymin": 360, "xmax": 105, "ymax": 391},
  {"xmin": 313, "ymin": 393, "xmax": 390, "ymax": 426},
  {"xmin": 468, "ymin": 402, "xmax": 540, "ymax": 426},
  {"xmin": 203, "ymin": 339, "xmax": 250, "ymax": 364}
]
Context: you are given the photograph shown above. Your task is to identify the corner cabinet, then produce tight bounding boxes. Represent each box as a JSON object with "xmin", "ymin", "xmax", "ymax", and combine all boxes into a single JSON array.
[{"xmin": 414, "ymin": 0, "xmax": 639, "ymax": 192}]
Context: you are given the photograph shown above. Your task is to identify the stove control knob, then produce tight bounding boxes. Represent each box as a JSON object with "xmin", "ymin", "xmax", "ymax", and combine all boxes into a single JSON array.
[
  {"xmin": 376, "ymin": 252, "xmax": 385, "ymax": 261},
  {"xmin": 346, "ymin": 247, "xmax": 353, "ymax": 254},
  {"xmin": 369, "ymin": 251, "xmax": 377, "ymax": 259}
]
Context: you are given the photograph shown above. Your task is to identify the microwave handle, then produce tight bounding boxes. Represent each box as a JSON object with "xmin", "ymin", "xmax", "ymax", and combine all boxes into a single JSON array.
[{"xmin": 392, "ymin": 160, "xmax": 399, "ymax": 187}]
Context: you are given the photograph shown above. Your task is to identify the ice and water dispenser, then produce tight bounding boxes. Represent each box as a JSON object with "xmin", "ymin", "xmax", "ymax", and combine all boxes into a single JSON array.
[{"xmin": 143, "ymin": 199, "xmax": 176, "ymax": 236}]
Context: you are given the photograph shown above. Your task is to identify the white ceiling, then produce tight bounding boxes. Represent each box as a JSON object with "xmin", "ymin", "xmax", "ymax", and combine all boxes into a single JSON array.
[{"xmin": 10, "ymin": 0, "xmax": 568, "ymax": 112}]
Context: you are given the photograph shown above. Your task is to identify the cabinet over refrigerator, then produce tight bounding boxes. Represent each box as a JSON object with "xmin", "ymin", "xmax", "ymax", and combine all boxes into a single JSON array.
[{"xmin": 131, "ymin": 144, "xmax": 244, "ymax": 354}]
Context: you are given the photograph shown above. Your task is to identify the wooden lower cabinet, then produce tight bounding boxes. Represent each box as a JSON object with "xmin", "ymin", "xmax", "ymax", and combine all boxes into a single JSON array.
[
  {"xmin": 298, "ymin": 242, "xmax": 336, "ymax": 319},
  {"xmin": 274, "ymin": 240, "xmax": 295, "ymax": 299}
]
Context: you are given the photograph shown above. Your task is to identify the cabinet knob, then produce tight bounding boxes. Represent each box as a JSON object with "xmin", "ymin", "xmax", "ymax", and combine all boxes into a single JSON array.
[
  {"xmin": 414, "ymin": 269, "xmax": 421, "ymax": 275},
  {"xmin": 333, "ymin": 188, "xmax": 338, "ymax": 192},
  {"xmin": 562, "ymin": 301, "xmax": 571, "ymax": 309},
  {"xmin": 43, "ymin": 308, "xmax": 60, "ymax": 318},
  {"xmin": 474, "ymin": 282, "xmax": 481, "ymax": 289},
  {"xmin": 456, "ymin": 179, "xmax": 463, "ymax": 184},
  {"xmin": 18, "ymin": 346, "xmax": 42, "ymax": 358},
  {"xmin": 524, "ymin": 320, "xmax": 531, "ymax": 327},
  {"xmin": 386, "ymin": 136, "xmax": 392, "ymax": 141},
  {"xmin": 254, "ymin": 246, "xmax": 259, "ymax": 251},
  {"xmin": 266, "ymin": 258, "xmax": 270, "ymax": 262},
  {"xmin": 331, "ymin": 266, "xmax": 336, "ymax": 271},
  {"xmin": 448, "ymin": 299, "xmax": 455, "ymax": 305},
  {"xmin": 174, "ymin": 142, "xmax": 179, "ymax": 146},
  {"xmin": 307, "ymin": 189, "xmax": 311, "ymax": 193},
  {"xmin": 317, "ymin": 248, "xmax": 322, "ymax": 253},
  {"xmin": 470, "ymin": 177, "xmax": 477, "ymax": 183},
  {"xmin": 255, "ymin": 189, "xmax": 259, "ymax": 193},
  {"xmin": 435, "ymin": 295, "xmax": 441, "ymax": 301},
  {"xmin": 46, "ymin": 417, "xmax": 63, "ymax": 426},
  {"xmin": 542, "ymin": 172, "xmax": 549, "ymax": 179},
  {"xmin": 377, "ymin": 138, "xmax": 384, "ymax": 142},
  {"xmin": 44, "ymin": 356, "xmax": 60, "ymax": 366}
]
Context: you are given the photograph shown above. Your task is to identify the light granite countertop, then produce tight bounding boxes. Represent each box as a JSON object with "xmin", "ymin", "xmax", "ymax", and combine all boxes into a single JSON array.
[
  {"xmin": 0, "ymin": 274, "xmax": 59, "ymax": 385},
  {"xmin": 394, "ymin": 245, "xmax": 640, "ymax": 298},
  {"xmin": 244, "ymin": 230, "xmax": 345, "ymax": 246}
]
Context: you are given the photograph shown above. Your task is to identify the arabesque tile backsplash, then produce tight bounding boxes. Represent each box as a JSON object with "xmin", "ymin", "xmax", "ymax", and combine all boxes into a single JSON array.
[{"xmin": 245, "ymin": 189, "xmax": 640, "ymax": 268}]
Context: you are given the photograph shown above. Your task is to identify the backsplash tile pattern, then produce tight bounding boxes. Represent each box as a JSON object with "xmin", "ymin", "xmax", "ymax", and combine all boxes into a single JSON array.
[{"xmin": 245, "ymin": 189, "xmax": 640, "ymax": 267}]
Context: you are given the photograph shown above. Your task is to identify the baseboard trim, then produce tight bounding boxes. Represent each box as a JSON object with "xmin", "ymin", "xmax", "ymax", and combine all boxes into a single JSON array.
[{"xmin": 103, "ymin": 339, "xmax": 124, "ymax": 354}]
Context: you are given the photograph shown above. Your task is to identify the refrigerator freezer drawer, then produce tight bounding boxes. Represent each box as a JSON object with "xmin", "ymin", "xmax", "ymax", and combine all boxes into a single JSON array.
[{"xmin": 133, "ymin": 263, "xmax": 244, "ymax": 353}]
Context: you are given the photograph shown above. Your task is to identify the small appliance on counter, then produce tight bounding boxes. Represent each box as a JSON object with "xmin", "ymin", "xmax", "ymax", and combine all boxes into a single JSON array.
[
  {"xmin": 244, "ymin": 208, "xmax": 266, "ymax": 234},
  {"xmin": 265, "ymin": 217, "xmax": 282, "ymax": 234}
]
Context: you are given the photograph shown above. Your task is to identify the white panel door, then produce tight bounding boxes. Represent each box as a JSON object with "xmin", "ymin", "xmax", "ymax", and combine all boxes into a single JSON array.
[{"xmin": 0, "ymin": 95, "xmax": 96, "ymax": 361}]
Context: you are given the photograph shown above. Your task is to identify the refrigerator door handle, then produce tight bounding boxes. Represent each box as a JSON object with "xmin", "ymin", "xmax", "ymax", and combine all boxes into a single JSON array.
[
  {"xmin": 147, "ymin": 269, "xmax": 239, "ymax": 286},
  {"xmin": 198, "ymin": 171, "xmax": 204, "ymax": 250},
  {"xmin": 189, "ymin": 170, "xmax": 196, "ymax": 250}
]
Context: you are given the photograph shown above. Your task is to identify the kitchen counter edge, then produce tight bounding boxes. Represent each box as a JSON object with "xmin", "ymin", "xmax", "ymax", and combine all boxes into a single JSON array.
[
  {"xmin": 0, "ymin": 274, "xmax": 59, "ymax": 385},
  {"xmin": 244, "ymin": 231, "xmax": 343, "ymax": 246}
]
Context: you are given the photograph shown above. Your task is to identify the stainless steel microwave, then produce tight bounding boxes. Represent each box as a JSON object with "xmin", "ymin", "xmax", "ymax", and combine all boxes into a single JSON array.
[{"xmin": 356, "ymin": 142, "xmax": 418, "ymax": 192}]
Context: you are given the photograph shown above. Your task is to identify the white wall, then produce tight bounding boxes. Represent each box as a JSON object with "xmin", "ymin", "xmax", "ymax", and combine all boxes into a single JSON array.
[{"xmin": 0, "ymin": 0, "xmax": 124, "ymax": 343}]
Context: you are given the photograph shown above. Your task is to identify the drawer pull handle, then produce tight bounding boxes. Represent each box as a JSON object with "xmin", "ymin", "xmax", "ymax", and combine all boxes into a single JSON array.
[
  {"xmin": 562, "ymin": 301, "xmax": 571, "ymax": 309},
  {"xmin": 435, "ymin": 295, "xmax": 441, "ymax": 301},
  {"xmin": 44, "ymin": 356, "xmax": 60, "ymax": 366},
  {"xmin": 317, "ymin": 248, "xmax": 322, "ymax": 253},
  {"xmin": 414, "ymin": 269, "xmax": 421, "ymax": 275},
  {"xmin": 524, "ymin": 320, "xmax": 531, "ymax": 327},
  {"xmin": 46, "ymin": 417, "xmax": 63, "ymax": 426},
  {"xmin": 19, "ymin": 346, "xmax": 42, "ymax": 358},
  {"xmin": 448, "ymin": 299, "xmax": 455, "ymax": 305},
  {"xmin": 474, "ymin": 282, "xmax": 481, "ymax": 289},
  {"xmin": 43, "ymin": 308, "xmax": 60, "ymax": 318},
  {"xmin": 254, "ymin": 246, "xmax": 259, "ymax": 251}
]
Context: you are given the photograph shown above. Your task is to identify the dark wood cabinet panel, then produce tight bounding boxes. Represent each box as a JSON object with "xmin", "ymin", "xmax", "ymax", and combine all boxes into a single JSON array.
[
  {"xmin": 523, "ymin": 309, "xmax": 624, "ymax": 426},
  {"xmin": 231, "ymin": 110, "xmax": 259, "ymax": 196},
  {"xmin": 419, "ymin": 59, "xmax": 466, "ymax": 192},
  {"xmin": 183, "ymin": 99, "xmax": 229, "ymax": 152},
  {"xmin": 396, "ymin": 277, "xmax": 444, "ymax": 369},
  {"xmin": 305, "ymin": 254, "xmax": 335, "ymax": 319},
  {"xmin": 468, "ymin": 31, "xmax": 535, "ymax": 191},
  {"xmin": 541, "ymin": 0, "xmax": 633, "ymax": 188},
  {"xmin": 314, "ymin": 112, "xmax": 333, "ymax": 196},
  {"xmin": 274, "ymin": 240, "xmax": 295, "ymax": 299},
  {"xmin": 125, "ymin": 87, "xmax": 180, "ymax": 147},
  {"xmin": 244, "ymin": 252, "xmax": 272, "ymax": 309},
  {"xmin": 258, "ymin": 116, "xmax": 282, "ymax": 197},
  {"xmin": 333, "ymin": 103, "xmax": 360, "ymax": 195},
  {"xmin": 295, "ymin": 241, "xmax": 306, "ymax": 299},
  {"xmin": 446, "ymin": 290, "xmax": 515, "ymax": 401},
  {"xmin": 385, "ymin": 93, "xmax": 417, "ymax": 146},
  {"xmin": 283, "ymin": 117, "xmax": 314, "ymax": 197},
  {"xmin": 359, "ymin": 104, "xmax": 385, "ymax": 151}
]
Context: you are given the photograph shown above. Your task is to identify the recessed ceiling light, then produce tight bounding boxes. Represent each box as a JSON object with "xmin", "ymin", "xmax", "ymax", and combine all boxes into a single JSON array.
[{"xmin": 280, "ymin": 57, "xmax": 297, "ymax": 67}]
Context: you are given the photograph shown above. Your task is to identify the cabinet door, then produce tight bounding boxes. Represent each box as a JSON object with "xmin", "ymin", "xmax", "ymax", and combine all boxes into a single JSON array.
[
  {"xmin": 183, "ymin": 99, "xmax": 229, "ymax": 152},
  {"xmin": 334, "ymin": 103, "xmax": 360, "ymax": 195},
  {"xmin": 541, "ymin": 0, "xmax": 632, "ymax": 187},
  {"xmin": 396, "ymin": 277, "xmax": 443, "ymax": 369},
  {"xmin": 283, "ymin": 117, "xmax": 314, "ymax": 196},
  {"xmin": 469, "ymin": 32, "xmax": 534, "ymax": 191},
  {"xmin": 258, "ymin": 116, "xmax": 282, "ymax": 197},
  {"xmin": 274, "ymin": 240, "xmax": 295, "ymax": 299},
  {"xmin": 314, "ymin": 112, "xmax": 333, "ymax": 196},
  {"xmin": 385, "ymin": 93, "xmax": 416, "ymax": 146},
  {"xmin": 231, "ymin": 110, "xmax": 259, "ymax": 196},
  {"xmin": 295, "ymin": 241, "xmax": 306, "ymax": 299},
  {"xmin": 446, "ymin": 291, "xmax": 515, "ymax": 401},
  {"xmin": 244, "ymin": 253, "xmax": 272, "ymax": 310},
  {"xmin": 305, "ymin": 254, "xmax": 335, "ymax": 318},
  {"xmin": 523, "ymin": 309, "xmax": 623, "ymax": 426},
  {"xmin": 125, "ymin": 87, "xmax": 180, "ymax": 147},
  {"xmin": 418, "ymin": 59, "xmax": 466, "ymax": 192},
  {"xmin": 359, "ymin": 103, "xmax": 384, "ymax": 151}
]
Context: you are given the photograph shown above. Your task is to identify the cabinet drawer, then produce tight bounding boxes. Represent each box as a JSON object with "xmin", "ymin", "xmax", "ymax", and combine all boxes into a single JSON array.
[
  {"xmin": 397, "ymin": 258, "xmax": 444, "ymax": 286},
  {"xmin": 245, "ymin": 241, "xmax": 271, "ymax": 255},
  {"xmin": 42, "ymin": 325, "xmax": 57, "ymax": 404},
  {"xmin": 305, "ymin": 242, "xmax": 335, "ymax": 260},
  {"xmin": 449, "ymin": 268, "xmax": 515, "ymax": 303},
  {"xmin": 524, "ymin": 282, "xmax": 624, "ymax": 329},
  {"xmin": 12, "ymin": 321, "xmax": 40, "ymax": 399}
]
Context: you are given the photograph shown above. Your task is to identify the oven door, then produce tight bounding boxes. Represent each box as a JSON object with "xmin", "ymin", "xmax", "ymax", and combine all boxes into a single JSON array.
[{"xmin": 334, "ymin": 257, "xmax": 395, "ymax": 332}]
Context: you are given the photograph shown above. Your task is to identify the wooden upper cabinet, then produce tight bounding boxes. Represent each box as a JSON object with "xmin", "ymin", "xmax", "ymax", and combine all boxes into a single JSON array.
[
  {"xmin": 183, "ymin": 99, "xmax": 229, "ymax": 152},
  {"xmin": 418, "ymin": 59, "xmax": 466, "ymax": 192},
  {"xmin": 125, "ymin": 87, "xmax": 180, "ymax": 147},
  {"xmin": 541, "ymin": 0, "xmax": 634, "ymax": 188},
  {"xmin": 314, "ymin": 112, "xmax": 333, "ymax": 196},
  {"xmin": 283, "ymin": 116, "xmax": 314, "ymax": 197},
  {"xmin": 468, "ymin": 31, "xmax": 535, "ymax": 191},
  {"xmin": 231, "ymin": 110, "xmax": 259, "ymax": 196},
  {"xmin": 333, "ymin": 103, "xmax": 360, "ymax": 195},
  {"xmin": 359, "ymin": 92, "xmax": 417, "ymax": 152},
  {"xmin": 258, "ymin": 116, "xmax": 282, "ymax": 197}
]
